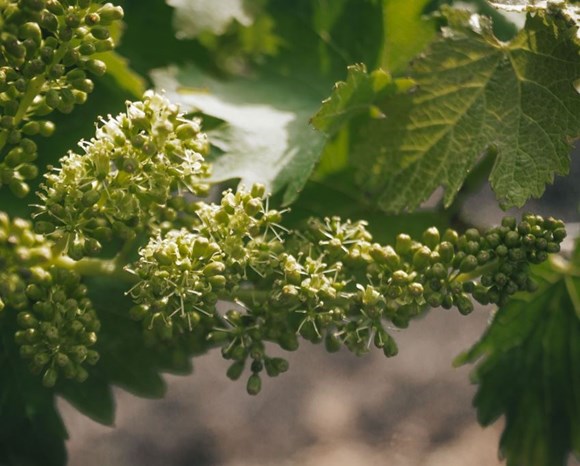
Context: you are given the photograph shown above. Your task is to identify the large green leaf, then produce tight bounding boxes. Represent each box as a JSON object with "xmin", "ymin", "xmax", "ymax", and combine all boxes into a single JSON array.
[
  {"xmin": 352, "ymin": 8, "xmax": 580, "ymax": 213},
  {"xmin": 310, "ymin": 63, "xmax": 413, "ymax": 135},
  {"xmin": 489, "ymin": 0, "xmax": 580, "ymax": 42},
  {"xmin": 165, "ymin": 0, "xmax": 281, "ymax": 72},
  {"xmin": 152, "ymin": 66, "xmax": 327, "ymax": 205},
  {"xmin": 167, "ymin": 0, "xmax": 253, "ymax": 38},
  {"xmin": 455, "ymin": 257, "xmax": 580, "ymax": 466},
  {"xmin": 283, "ymin": 170, "xmax": 451, "ymax": 244},
  {"xmin": 381, "ymin": 0, "xmax": 437, "ymax": 72}
]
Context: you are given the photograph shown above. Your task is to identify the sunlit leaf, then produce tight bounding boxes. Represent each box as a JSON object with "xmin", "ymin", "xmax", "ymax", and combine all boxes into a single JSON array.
[
  {"xmin": 353, "ymin": 8, "xmax": 580, "ymax": 212},
  {"xmin": 153, "ymin": 66, "xmax": 327, "ymax": 205}
]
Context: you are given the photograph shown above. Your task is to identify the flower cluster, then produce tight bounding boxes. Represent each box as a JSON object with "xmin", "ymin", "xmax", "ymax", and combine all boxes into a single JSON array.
[
  {"xmin": 0, "ymin": 212, "xmax": 99, "ymax": 387},
  {"xmin": 15, "ymin": 265, "xmax": 100, "ymax": 387},
  {"xmin": 0, "ymin": 0, "xmax": 123, "ymax": 197},
  {"xmin": 36, "ymin": 91, "xmax": 211, "ymax": 259},
  {"xmin": 126, "ymin": 184, "xmax": 284, "ymax": 341},
  {"xmin": 126, "ymin": 185, "xmax": 566, "ymax": 394}
]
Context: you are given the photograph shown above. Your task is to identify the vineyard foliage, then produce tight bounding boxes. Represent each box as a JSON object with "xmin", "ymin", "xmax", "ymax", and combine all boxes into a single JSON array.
[{"xmin": 0, "ymin": 1, "xmax": 579, "ymax": 466}]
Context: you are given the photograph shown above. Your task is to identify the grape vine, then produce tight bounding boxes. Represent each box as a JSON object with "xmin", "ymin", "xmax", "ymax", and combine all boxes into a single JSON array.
[{"xmin": 0, "ymin": 1, "xmax": 579, "ymax": 465}]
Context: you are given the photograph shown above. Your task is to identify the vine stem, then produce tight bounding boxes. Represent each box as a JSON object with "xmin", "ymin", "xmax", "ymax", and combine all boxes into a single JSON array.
[
  {"xmin": 52, "ymin": 255, "xmax": 138, "ymax": 284},
  {"xmin": 454, "ymin": 259, "xmax": 499, "ymax": 283}
]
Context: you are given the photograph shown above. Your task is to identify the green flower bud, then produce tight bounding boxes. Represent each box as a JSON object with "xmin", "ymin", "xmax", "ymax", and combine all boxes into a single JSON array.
[
  {"xmin": 459, "ymin": 255, "xmax": 478, "ymax": 273},
  {"xmin": 40, "ymin": 12, "xmax": 59, "ymax": 32},
  {"xmin": 5, "ymin": 38, "xmax": 26, "ymax": 59},
  {"xmin": 395, "ymin": 233, "xmax": 412, "ymax": 256},
  {"xmin": 70, "ymin": 345, "xmax": 88, "ymax": 363},
  {"xmin": 455, "ymin": 293, "xmax": 474, "ymax": 315},
  {"xmin": 97, "ymin": 3, "xmax": 124, "ymax": 23},
  {"xmin": 34, "ymin": 352, "xmax": 50, "ymax": 367},
  {"xmin": 90, "ymin": 26, "xmax": 110, "ymax": 40},
  {"xmin": 508, "ymin": 248, "xmax": 526, "ymax": 261},
  {"xmin": 227, "ymin": 360, "xmax": 245, "ymax": 380},
  {"xmin": 244, "ymin": 198, "xmax": 262, "ymax": 216},
  {"xmin": 46, "ymin": 0, "xmax": 64, "ymax": 14},
  {"xmin": 504, "ymin": 231, "xmax": 520, "ymax": 248},
  {"xmin": 391, "ymin": 270, "xmax": 409, "ymax": 285},
  {"xmin": 94, "ymin": 38, "xmax": 114, "ymax": 52},
  {"xmin": 422, "ymin": 227, "xmax": 440, "ymax": 249},
  {"xmin": 442, "ymin": 228, "xmax": 459, "ymax": 245},
  {"xmin": 19, "ymin": 164, "xmax": 38, "ymax": 180},
  {"xmin": 426, "ymin": 292, "xmax": 443, "ymax": 307},
  {"xmin": 42, "ymin": 368, "xmax": 58, "ymax": 388},
  {"xmin": 203, "ymin": 262, "xmax": 226, "ymax": 276},
  {"xmin": 408, "ymin": 282, "xmax": 423, "ymax": 298},
  {"xmin": 250, "ymin": 183, "xmax": 266, "ymax": 198},
  {"xmin": 71, "ymin": 78, "xmax": 94, "ymax": 93},
  {"xmin": 412, "ymin": 246, "xmax": 431, "ymax": 270},
  {"xmin": 382, "ymin": 334, "xmax": 398, "ymax": 357},
  {"xmin": 279, "ymin": 333, "xmax": 299, "ymax": 352},
  {"xmin": 247, "ymin": 373, "xmax": 262, "ymax": 395},
  {"xmin": 9, "ymin": 179, "xmax": 30, "ymax": 198},
  {"xmin": 17, "ymin": 312, "xmax": 37, "ymax": 328},
  {"xmin": 21, "ymin": 22, "xmax": 39, "ymax": 45},
  {"xmin": 22, "ymin": 121, "xmax": 40, "ymax": 135},
  {"xmin": 84, "ymin": 12, "xmax": 100, "ymax": 26},
  {"xmin": 551, "ymin": 228, "xmax": 566, "ymax": 242},
  {"xmin": 370, "ymin": 244, "xmax": 400, "ymax": 269},
  {"xmin": 430, "ymin": 262, "xmax": 447, "ymax": 279},
  {"xmin": 264, "ymin": 357, "xmax": 289, "ymax": 377},
  {"xmin": 76, "ymin": 366, "xmax": 89, "ymax": 383},
  {"xmin": 437, "ymin": 241, "xmax": 454, "ymax": 263},
  {"xmin": 54, "ymin": 353, "xmax": 70, "ymax": 367},
  {"xmin": 495, "ymin": 245, "xmax": 508, "ymax": 257},
  {"xmin": 84, "ymin": 58, "xmax": 106, "ymax": 76}
]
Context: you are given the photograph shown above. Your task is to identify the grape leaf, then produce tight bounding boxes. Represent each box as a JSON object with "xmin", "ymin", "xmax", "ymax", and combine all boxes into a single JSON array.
[
  {"xmin": 310, "ymin": 63, "xmax": 414, "ymax": 135},
  {"xmin": 352, "ymin": 8, "xmax": 580, "ymax": 213},
  {"xmin": 489, "ymin": 0, "xmax": 580, "ymax": 41},
  {"xmin": 283, "ymin": 170, "xmax": 451, "ymax": 244},
  {"xmin": 165, "ymin": 0, "xmax": 281, "ymax": 70},
  {"xmin": 152, "ymin": 65, "xmax": 327, "ymax": 205},
  {"xmin": 381, "ymin": 0, "xmax": 437, "ymax": 72},
  {"xmin": 97, "ymin": 51, "xmax": 147, "ymax": 99},
  {"xmin": 167, "ymin": 0, "xmax": 253, "ymax": 39},
  {"xmin": 455, "ymin": 258, "xmax": 580, "ymax": 466}
]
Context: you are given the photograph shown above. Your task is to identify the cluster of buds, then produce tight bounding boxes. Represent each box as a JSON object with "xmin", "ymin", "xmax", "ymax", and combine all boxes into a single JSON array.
[
  {"xmin": 15, "ymin": 265, "xmax": 100, "ymax": 387},
  {"xmin": 0, "ymin": 0, "xmax": 124, "ymax": 197},
  {"xmin": 126, "ymin": 184, "xmax": 285, "ymax": 342},
  {"xmin": 36, "ymin": 91, "xmax": 211, "ymax": 259},
  {"xmin": 0, "ymin": 212, "xmax": 99, "ymax": 387},
  {"xmin": 126, "ymin": 184, "xmax": 566, "ymax": 394}
]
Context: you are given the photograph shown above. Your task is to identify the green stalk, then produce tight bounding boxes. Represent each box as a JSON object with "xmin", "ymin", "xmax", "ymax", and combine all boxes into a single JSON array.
[{"xmin": 53, "ymin": 255, "xmax": 137, "ymax": 284}]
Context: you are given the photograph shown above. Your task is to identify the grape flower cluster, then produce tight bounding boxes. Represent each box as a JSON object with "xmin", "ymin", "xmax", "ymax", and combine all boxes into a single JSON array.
[
  {"xmin": 0, "ymin": 212, "xmax": 99, "ymax": 387},
  {"xmin": 127, "ymin": 183, "xmax": 566, "ymax": 394},
  {"xmin": 0, "ymin": 0, "xmax": 124, "ymax": 197},
  {"xmin": 35, "ymin": 90, "xmax": 211, "ymax": 259}
]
